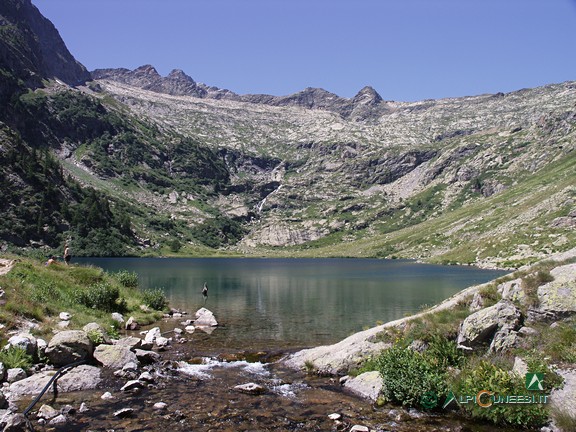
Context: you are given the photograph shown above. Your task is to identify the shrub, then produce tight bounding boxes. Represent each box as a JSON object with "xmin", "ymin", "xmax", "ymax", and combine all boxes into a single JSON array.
[
  {"xmin": 75, "ymin": 282, "xmax": 126, "ymax": 312},
  {"xmin": 373, "ymin": 343, "xmax": 448, "ymax": 409},
  {"xmin": 114, "ymin": 270, "xmax": 139, "ymax": 288},
  {"xmin": 453, "ymin": 359, "xmax": 549, "ymax": 427},
  {"xmin": 0, "ymin": 346, "xmax": 33, "ymax": 370},
  {"xmin": 142, "ymin": 288, "xmax": 167, "ymax": 311}
]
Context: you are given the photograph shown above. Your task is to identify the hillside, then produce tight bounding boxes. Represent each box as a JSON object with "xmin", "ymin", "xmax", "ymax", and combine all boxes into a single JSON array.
[{"xmin": 0, "ymin": 0, "xmax": 574, "ymax": 266}]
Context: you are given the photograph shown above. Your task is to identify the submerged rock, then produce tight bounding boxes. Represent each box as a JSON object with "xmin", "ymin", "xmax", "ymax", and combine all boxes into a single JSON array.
[{"xmin": 234, "ymin": 383, "xmax": 266, "ymax": 395}]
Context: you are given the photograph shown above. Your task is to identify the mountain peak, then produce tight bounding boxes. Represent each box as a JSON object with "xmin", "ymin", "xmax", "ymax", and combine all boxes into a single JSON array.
[{"xmin": 353, "ymin": 86, "xmax": 383, "ymax": 105}]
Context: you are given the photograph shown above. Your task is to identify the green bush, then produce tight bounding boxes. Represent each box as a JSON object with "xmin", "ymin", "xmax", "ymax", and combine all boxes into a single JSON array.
[
  {"xmin": 142, "ymin": 288, "xmax": 167, "ymax": 311},
  {"xmin": 373, "ymin": 343, "xmax": 448, "ymax": 409},
  {"xmin": 75, "ymin": 282, "xmax": 126, "ymax": 312},
  {"xmin": 453, "ymin": 360, "xmax": 549, "ymax": 427},
  {"xmin": 0, "ymin": 346, "xmax": 33, "ymax": 370},
  {"xmin": 114, "ymin": 270, "xmax": 139, "ymax": 288}
]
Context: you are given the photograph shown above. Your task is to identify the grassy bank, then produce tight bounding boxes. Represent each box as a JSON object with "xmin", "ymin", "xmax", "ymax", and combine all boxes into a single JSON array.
[{"xmin": 0, "ymin": 255, "xmax": 167, "ymax": 341}]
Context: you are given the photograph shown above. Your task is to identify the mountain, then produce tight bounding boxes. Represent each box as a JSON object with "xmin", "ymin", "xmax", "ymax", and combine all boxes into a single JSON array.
[{"xmin": 0, "ymin": 0, "xmax": 574, "ymax": 267}]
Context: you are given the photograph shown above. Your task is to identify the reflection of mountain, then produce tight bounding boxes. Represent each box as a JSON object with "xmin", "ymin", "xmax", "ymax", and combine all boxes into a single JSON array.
[{"xmin": 80, "ymin": 258, "xmax": 505, "ymax": 347}]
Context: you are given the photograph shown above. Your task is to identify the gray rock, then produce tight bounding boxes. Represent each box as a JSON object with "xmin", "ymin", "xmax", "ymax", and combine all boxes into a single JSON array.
[
  {"xmin": 550, "ymin": 368, "xmax": 576, "ymax": 421},
  {"xmin": 121, "ymin": 380, "xmax": 143, "ymax": 392},
  {"xmin": 36, "ymin": 339, "xmax": 47, "ymax": 358},
  {"xmin": 0, "ymin": 412, "xmax": 27, "ymax": 432},
  {"xmin": 37, "ymin": 404, "xmax": 59, "ymax": 420},
  {"xmin": 153, "ymin": 402, "xmax": 167, "ymax": 410},
  {"xmin": 0, "ymin": 390, "xmax": 7, "ymax": 409},
  {"xmin": 350, "ymin": 426, "xmax": 369, "ymax": 432},
  {"xmin": 44, "ymin": 330, "xmax": 93, "ymax": 367},
  {"xmin": 194, "ymin": 308, "xmax": 218, "ymax": 327},
  {"xmin": 469, "ymin": 291, "xmax": 485, "ymax": 311},
  {"xmin": 111, "ymin": 313, "xmax": 124, "ymax": 323},
  {"xmin": 234, "ymin": 383, "xmax": 266, "ymax": 395},
  {"xmin": 114, "ymin": 336, "xmax": 142, "ymax": 350},
  {"xmin": 489, "ymin": 326, "xmax": 519, "ymax": 352},
  {"xmin": 0, "ymin": 363, "xmax": 6, "ymax": 383},
  {"xmin": 48, "ymin": 414, "xmax": 67, "ymax": 425},
  {"xmin": 79, "ymin": 402, "xmax": 89, "ymax": 413},
  {"xmin": 138, "ymin": 372, "xmax": 154, "ymax": 383},
  {"xmin": 101, "ymin": 391, "xmax": 114, "ymax": 400},
  {"xmin": 134, "ymin": 349, "xmax": 160, "ymax": 364},
  {"xmin": 6, "ymin": 333, "xmax": 38, "ymax": 358},
  {"xmin": 6, "ymin": 369, "xmax": 26, "ymax": 384},
  {"xmin": 93, "ymin": 345, "xmax": 138, "ymax": 369},
  {"xmin": 125, "ymin": 316, "xmax": 140, "ymax": 330},
  {"xmin": 122, "ymin": 361, "xmax": 138, "ymax": 372},
  {"xmin": 343, "ymin": 371, "xmax": 383, "ymax": 402},
  {"xmin": 498, "ymin": 278, "xmax": 526, "ymax": 304},
  {"xmin": 529, "ymin": 263, "xmax": 576, "ymax": 321},
  {"xmin": 457, "ymin": 300, "xmax": 522, "ymax": 349},
  {"xmin": 9, "ymin": 365, "xmax": 101, "ymax": 397},
  {"xmin": 184, "ymin": 325, "xmax": 195, "ymax": 334},
  {"xmin": 144, "ymin": 327, "xmax": 161, "ymax": 345},
  {"xmin": 512, "ymin": 357, "xmax": 529, "ymax": 377},
  {"xmin": 155, "ymin": 336, "xmax": 170, "ymax": 350}
]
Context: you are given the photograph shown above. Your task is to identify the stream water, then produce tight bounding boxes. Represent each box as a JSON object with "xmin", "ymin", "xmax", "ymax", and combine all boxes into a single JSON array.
[{"xmin": 39, "ymin": 258, "xmax": 512, "ymax": 431}]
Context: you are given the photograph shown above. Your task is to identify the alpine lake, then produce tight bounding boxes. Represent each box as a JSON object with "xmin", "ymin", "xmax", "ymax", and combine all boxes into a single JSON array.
[{"xmin": 62, "ymin": 257, "xmax": 511, "ymax": 431}]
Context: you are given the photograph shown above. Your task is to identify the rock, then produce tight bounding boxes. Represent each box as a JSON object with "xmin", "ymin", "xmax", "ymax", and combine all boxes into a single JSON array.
[
  {"xmin": 550, "ymin": 368, "xmax": 576, "ymax": 420},
  {"xmin": 93, "ymin": 345, "xmax": 138, "ymax": 369},
  {"xmin": 0, "ymin": 363, "xmax": 5, "ymax": 383},
  {"xmin": 44, "ymin": 330, "xmax": 93, "ymax": 367},
  {"xmin": 0, "ymin": 390, "xmax": 7, "ymax": 409},
  {"xmin": 138, "ymin": 371, "xmax": 154, "ymax": 383},
  {"xmin": 101, "ymin": 392, "xmax": 114, "ymax": 400},
  {"xmin": 489, "ymin": 325, "xmax": 519, "ymax": 352},
  {"xmin": 6, "ymin": 369, "xmax": 26, "ymax": 384},
  {"xmin": 60, "ymin": 404, "xmax": 75, "ymax": 415},
  {"xmin": 328, "ymin": 413, "xmax": 341, "ymax": 420},
  {"xmin": 114, "ymin": 336, "xmax": 142, "ymax": 350},
  {"xmin": 185, "ymin": 325, "xmax": 195, "ymax": 334},
  {"xmin": 512, "ymin": 357, "xmax": 529, "ymax": 377},
  {"xmin": 457, "ymin": 300, "xmax": 522, "ymax": 349},
  {"xmin": 9, "ymin": 365, "xmax": 101, "ymax": 397},
  {"xmin": 121, "ymin": 380, "xmax": 144, "ymax": 392},
  {"xmin": 37, "ymin": 404, "xmax": 59, "ymax": 420},
  {"xmin": 343, "ymin": 371, "xmax": 383, "ymax": 402},
  {"xmin": 113, "ymin": 408, "xmax": 134, "ymax": 418},
  {"xmin": 59, "ymin": 312, "xmax": 72, "ymax": 321},
  {"xmin": 134, "ymin": 349, "xmax": 160, "ymax": 364},
  {"xmin": 173, "ymin": 327, "xmax": 183, "ymax": 335},
  {"xmin": 498, "ymin": 278, "xmax": 526, "ymax": 304},
  {"xmin": 518, "ymin": 326, "xmax": 539, "ymax": 336},
  {"xmin": 469, "ymin": 291, "xmax": 485, "ymax": 311},
  {"xmin": 79, "ymin": 402, "xmax": 89, "ymax": 413},
  {"xmin": 181, "ymin": 320, "xmax": 193, "ymax": 326},
  {"xmin": 339, "ymin": 375, "xmax": 349, "ymax": 385},
  {"xmin": 49, "ymin": 414, "xmax": 67, "ymax": 425},
  {"xmin": 83, "ymin": 323, "xmax": 111, "ymax": 344},
  {"xmin": 234, "ymin": 383, "xmax": 266, "ymax": 395},
  {"xmin": 111, "ymin": 312, "xmax": 125, "ymax": 323},
  {"xmin": 144, "ymin": 327, "xmax": 161, "ymax": 345},
  {"xmin": 528, "ymin": 263, "xmax": 576, "ymax": 321},
  {"xmin": 125, "ymin": 316, "xmax": 140, "ymax": 330},
  {"xmin": 153, "ymin": 402, "xmax": 167, "ymax": 410},
  {"xmin": 57, "ymin": 320, "xmax": 70, "ymax": 329},
  {"xmin": 155, "ymin": 336, "xmax": 170, "ymax": 350},
  {"xmin": 350, "ymin": 426, "xmax": 369, "ymax": 432},
  {"xmin": 194, "ymin": 308, "xmax": 218, "ymax": 327},
  {"xmin": 123, "ymin": 361, "xmax": 138, "ymax": 372},
  {"xmin": 0, "ymin": 413, "xmax": 27, "ymax": 431},
  {"xmin": 6, "ymin": 333, "xmax": 37, "ymax": 358},
  {"xmin": 36, "ymin": 339, "xmax": 47, "ymax": 358}
]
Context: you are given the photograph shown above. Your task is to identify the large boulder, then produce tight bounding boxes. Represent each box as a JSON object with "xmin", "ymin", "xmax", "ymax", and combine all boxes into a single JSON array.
[
  {"xmin": 457, "ymin": 300, "xmax": 522, "ymax": 349},
  {"xmin": 528, "ymin": 263, "xmax": 576, "ymax": 322},
  {"xmin": 194, "ymin": 308, "xmax": 218, "ymax": 327},
  {"xmin": 497, "ymin": 278, "xmax": 526, "ymax": 304},
  {"xmin": 8, "ymin": 365, "xmax": 102, "ymax": 398},
  {"xmin": 93, "ymin": 345, "xmax": 138, "ymax": 369},
  {"xmin": 83, "ymin": 323, "xmax": 111, "ymax": 344},
  {"xmin": 6, "ymin": 333, "xmax": 37, "ymax": 358},
  {"xmin": 44, "ymin": 331, "xmax": 93, "ymax": 367}
]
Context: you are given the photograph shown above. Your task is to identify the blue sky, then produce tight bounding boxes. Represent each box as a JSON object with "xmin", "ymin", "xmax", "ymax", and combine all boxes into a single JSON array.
[{"xmin": 33, "ymin": 0, "xmax": 576, "ymax": 102}]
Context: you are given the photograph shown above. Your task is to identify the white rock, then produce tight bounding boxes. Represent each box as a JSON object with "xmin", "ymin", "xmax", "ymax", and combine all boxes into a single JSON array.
[
  {"xmin": 113, "ymin": 407, "xmax": 134, "ymax": 418},
  {"xmin": 111, "ymin": 313, "xmax": 124, "ymax": 323},
  {"xmin": 194, "ymin": 307, "xmax": 218, "ymax": 327},
  {"xmin": 234, "ymin": 383, "xmax": 266, "ymax": 395},
  {"xmin": 155, "ymin": 336, "xmax": 170, "ymax": 349},
  {"xmin": 121, "ymin": 380, "xmax": 143, "ymax": 391},
  {"xmin": 59, "ymin": 312, "xmax": 72, "ymax": 321},
  {"xmin": 138, "ymin": 372, "xmax": 154, "ymax": 383},
  {"xmin": 185, "ymin": 325, "xmax": 195, "ymax": 334},
  {"xmin": 101, "ymin": 391, "xmax": 114, "ymax": 400},
  {"xmin": 144, "ymin": 327, "xmax": 161, "ymax": 344},
  {"xmin": 350, "ymin": 426, "xmax": 369, "ymax": 432},
  {"xmin": 48, "ymin": 414, "xmax": 67, "ymax": 425},
  {"xmin": 153, "ymin": 402, "xmax": 168, "ymax": 410},
  {"xmin": 37, "ymin": 404, "xmax": 59, "ymax": 420},
  {"xmin": 79, "ymin": 402, "xmax": 89, "ymax": 413},
  {"xmin": 328, "ymin": 413, "xmax": 341, "ymax": 420},
  {"xmin": 173, "ymin": 328, "xmax": 183, "ymax": 335}
]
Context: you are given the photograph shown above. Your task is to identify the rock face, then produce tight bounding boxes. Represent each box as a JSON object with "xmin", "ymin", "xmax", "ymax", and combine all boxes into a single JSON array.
[
  {"xmin": 44, "ymin": 330, "xmax": 93, "ymax": 367},
  {"xmin": 457, "ymin": 300, "xmax": 522, "ymax": 349},
  {"xmin": 0, "ymin": 0, "xmax": 90, "ymax": 86},
  {"xmin": 529, "ymin": 263, "xmax": 576, "ymax": 321}
]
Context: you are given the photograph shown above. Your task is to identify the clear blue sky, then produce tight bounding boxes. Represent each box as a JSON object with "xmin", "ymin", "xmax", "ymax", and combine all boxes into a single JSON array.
[{"xmin": 33, "ymin": 0, "xmax": 576, "ymax": 102}]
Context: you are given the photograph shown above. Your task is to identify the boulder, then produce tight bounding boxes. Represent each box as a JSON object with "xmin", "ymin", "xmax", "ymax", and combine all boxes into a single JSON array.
[
  {"xmin": 0, "ymin": 413, "xmax": 27, "ymax": 432},
  {"xmin": 6, "ymin": 333, "xmax": 37, "ymax": 358},
  {"xmin": 528, "ymin": 263, "xmax": 576, "ymax": 321},
  {"xmin": 37, "ymin": 404, "xmax": 59, "ymax": 420},
  {"xmin": 9, "ymin": 365, "xmax": 101, "ymax": 398},
  {"xmin": 83, "ymin": 323, "xmax": 111, "ymax": 344},
  {"xmin": 497, "ymin": 278, "xmax": 526, "ymax": 304},
  {"xmin": 121, "ymin": 380, "xmax": 143, "ymax": 392},
  {"xmin": 144, "ymin": 327, "xmax": 161, "ymax": 345},
  {"xmin": 134, "ymin": 349, "xmax": 160, "ymax": 364},
  {"xmin": 194, "ymin": 308, "xmax": 218, "ymax": 327},
  {"xmin": 457, "ymin": 300, "xmax": 522, "ymax": 349},
  {"xmin": 6, "ymin": 369, "xmax": 26, "ymax": 383},
  {"xmin": 489, "ymin": 325, "xmax": 519, "ymax": 352},
  {"xmin": 343, "ymin": 371, "xmax": 383, "ymax": 402},
  {"xmin": 114, "ymin": 336, "xmax": 142, "ymax": 350},
  {"xmin": 155, "ymin": 336, "xmax": 170, "ymax": 350},
  {"xmin": 93, "ymin": 345, "xmax": 138, "ymax": 369},
  {"xmin": 469, "ymin": 291, "xmax": 484, "ymax": 311},
  {"xmin": 48, "ymin": 414, "xmax": 67, "ymax": 426},
  {"xmin": 44, "ymin": 331, "xmax": 93, "ymax": 367},
  {"xmin": 125, "ymin": 316, "xmax": 140, "ymax": 330}
]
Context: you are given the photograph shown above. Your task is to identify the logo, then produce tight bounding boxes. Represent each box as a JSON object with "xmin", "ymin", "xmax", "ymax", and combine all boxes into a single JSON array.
[
  {"xmin": 526, "ymin": 373, "xmax": 544, "ymax": 391},
  {"xmin": 442, "ymin": 391, "xmax": 456, "ymax": 409}
]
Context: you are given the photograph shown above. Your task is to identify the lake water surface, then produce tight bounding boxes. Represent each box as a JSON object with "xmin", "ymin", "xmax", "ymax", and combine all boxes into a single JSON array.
[{"xmin": 78, "ymin": 258, "xmax": 507, "ymax": 350}]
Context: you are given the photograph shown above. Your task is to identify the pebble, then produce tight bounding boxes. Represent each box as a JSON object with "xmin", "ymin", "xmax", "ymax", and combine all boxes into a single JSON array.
[
  {"xmin": 328, "ymin": 413, "xmax": 342, "ymax": 420},
  {"xmin": 101, "ymin": 391, "xmax": 114, "ymax": 400},
  {"xmin": 350, "ymin": 425, "xmax": 369, "ymax": 432},
  {"xmin": 153, "ymin": 402, "xmax": 168, "ymax": 410}
]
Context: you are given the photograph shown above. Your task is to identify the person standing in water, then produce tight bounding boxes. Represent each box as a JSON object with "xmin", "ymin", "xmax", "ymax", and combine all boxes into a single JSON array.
[
  {"xmin": 63, "ymin": 244, "xmax": 71, "ymax": 266},
  {"xmin": 202, "ymin": 282, "xmax": 208, "ymax": 302}
]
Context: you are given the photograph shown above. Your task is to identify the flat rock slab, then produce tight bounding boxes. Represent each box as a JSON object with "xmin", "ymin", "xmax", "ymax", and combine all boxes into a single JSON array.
[
  {"xmin": 8, "ymin": 365, "xmax": 101, "ymax": 399},
  {"xmin": 343, "ymin": 371, "xmax": 383, "ymax": 402},
  {"xmin": 93, "ymin": 344, "xmax": 138, "ymax": 369}
]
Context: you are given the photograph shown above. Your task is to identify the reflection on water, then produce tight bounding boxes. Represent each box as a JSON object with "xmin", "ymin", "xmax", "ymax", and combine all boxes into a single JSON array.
[{"xmin": 78, "ymin": 257, "xmax": 507, "ymax": 349}]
